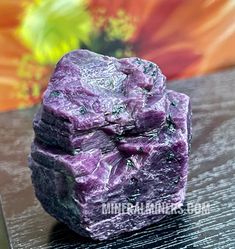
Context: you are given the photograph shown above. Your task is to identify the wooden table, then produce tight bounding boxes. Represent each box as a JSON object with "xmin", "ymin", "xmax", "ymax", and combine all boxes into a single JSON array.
[{"xmin": 0, "ymin": 69, "xmax": 235, "ymax": 249}]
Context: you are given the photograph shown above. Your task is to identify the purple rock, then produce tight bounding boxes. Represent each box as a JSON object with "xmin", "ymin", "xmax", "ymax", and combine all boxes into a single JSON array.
[{"xmin": 29, "ymin": 49, "xmax": 192, "ymax": 240}]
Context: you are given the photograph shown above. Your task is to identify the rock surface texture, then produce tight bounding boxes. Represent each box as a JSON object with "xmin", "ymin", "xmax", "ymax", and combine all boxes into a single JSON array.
[{"xmin": 29, "ymin": 49, "xmax": 192, "ymax": 240}]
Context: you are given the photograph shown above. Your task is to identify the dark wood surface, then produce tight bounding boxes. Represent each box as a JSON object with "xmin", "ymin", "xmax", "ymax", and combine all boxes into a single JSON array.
[{"xmin": 0, "ymin": 69, "xmax": 235, "ymax": 249}]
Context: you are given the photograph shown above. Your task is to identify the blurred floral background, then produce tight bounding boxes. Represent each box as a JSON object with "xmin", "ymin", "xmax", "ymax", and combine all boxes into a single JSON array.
[{"xmin": 1, "ymin": 0, "xmax": 235, "ymax": 112}]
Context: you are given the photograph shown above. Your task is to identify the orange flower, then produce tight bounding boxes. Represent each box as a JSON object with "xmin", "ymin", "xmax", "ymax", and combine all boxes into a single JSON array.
[
  {"xmin": 0, "ymin": 1, "xmax": 51, "ymax": 112},
  {"xmin": 89, "ymin": 0, "xmax": 235, "ymax": 79},
  {"xmin": 1, "ymin": 0, "xmax": 235, "ymax": 112}
]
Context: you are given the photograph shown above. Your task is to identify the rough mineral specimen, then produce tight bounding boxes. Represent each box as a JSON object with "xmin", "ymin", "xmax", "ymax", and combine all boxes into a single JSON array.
[{"xmin": 29, "ymin": 49, "xmax": 192, "ymax": 240}]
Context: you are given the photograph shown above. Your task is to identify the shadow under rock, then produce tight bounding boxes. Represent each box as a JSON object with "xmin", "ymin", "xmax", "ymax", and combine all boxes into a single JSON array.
[{"xmin": 47, "ymin": 202, "xmax": 200, "ymax": 249}]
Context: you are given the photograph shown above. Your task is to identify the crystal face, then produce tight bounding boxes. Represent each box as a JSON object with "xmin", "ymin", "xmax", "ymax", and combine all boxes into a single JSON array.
[{"xmin": 29, "ymin": 49, "xmax": 192, "ymax": 240}]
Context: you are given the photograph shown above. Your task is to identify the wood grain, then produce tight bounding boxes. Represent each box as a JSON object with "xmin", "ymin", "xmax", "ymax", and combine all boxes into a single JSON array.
[{"xmin": 0, "ymin": 69, "xmax": 235, "ymax": 249}]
